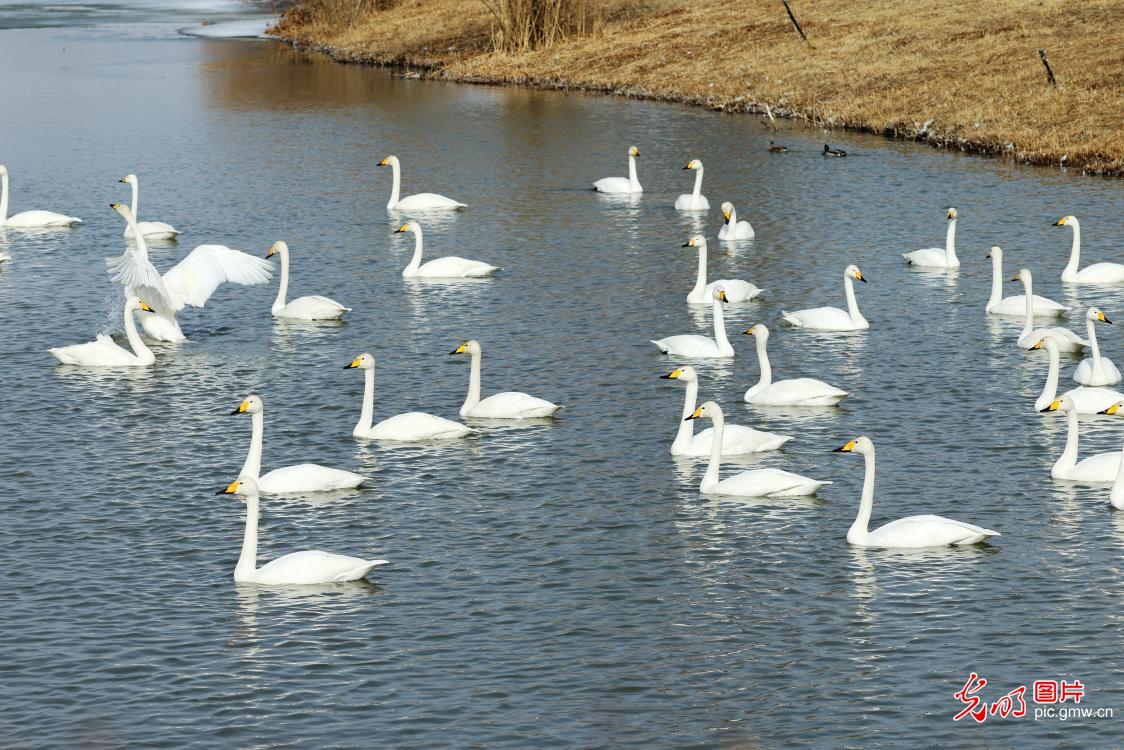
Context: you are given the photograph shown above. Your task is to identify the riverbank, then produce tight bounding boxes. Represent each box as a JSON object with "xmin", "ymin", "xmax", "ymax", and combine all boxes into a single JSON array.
[{"xmin": 272, "ymin": 0, "xmax": 1124, "ymax": 177}]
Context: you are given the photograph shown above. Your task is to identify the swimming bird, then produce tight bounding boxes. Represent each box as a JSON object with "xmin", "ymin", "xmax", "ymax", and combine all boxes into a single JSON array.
[
  {"xmin": 345, "ymin": 352, "xmax": 474, "ymax": 440},
  {"xmin": 674, "ymin": 159, "xmax": 709, "ymax": 210},
  {"xmin": 266, "ymin": 241, "xmax": 349, "ymax": 320},
  {"xmin": 593, "ymin": 145, "xmax": 642, "ymax": 194},
  {"xmin": 118, "ymin": 174, "xmax": 179, "ymax": 240},
  {"xmin": 0, "ymin": 164, "xmax": 80, "ymax": 228},
  {"xmin": 742, "ymin": 324, "xmax": 849, "ymax": 405},
  {"xmin": 1031, "ymin": 336, "xmax": 1124, "ymax": 413},
  {"xmin": 768, "ymin": 141, "xmax": 788, "ymax": 153},
  {"xmin": 1012, "ymin": 269, "xmax": 1086, "ymax": 351},
  {"xmin": 823, "ymin": 145, "xmax": 847, "ymax": 157},
  {"xmin": 781, "ymin": 265, "xmax": 868, "ymax": 331},
  {"xmin": 394, "ymin": 221, "xmax": 498, "ymax": 279},
  {"xmin": 662, "ymin": 366, "xmax": 790, "ymax": 456},
  {"xmin": 378, "ymin": 155, "xmax": 465, "ymax": 211},
  {"xmin": 985, "ymin": 246, "xmax": 1065, "ymax": 317},
  {"xmin": 652, "ymin": 287, "xmax": 735, "ymax": 358},
  {"xmin": 1042, "ymin": 395, "xmax": 1120, "ymax": 481},
  {"xmin": 1055, "ymin": 216, "xmax": 1124, "ymax": 283},
  {"xmin": 717, "ymin": 202, "xmax": 754, "ymax": 240},
  {"xmin": 902, "ymin": 208, "xmax": 959, "ymax": 268},
  {"xmin": 449, "ymin": 340, "xmax": 562, "ymax": 418},
  {"xmin": 1073, "ymin": 307, "xmax": 1120, "ymax": 386},
  {"xmin": 48, "ymin": 297, "xmax": 156, "ymax": 367},
  {"xmin": 683, "ymin": 236, "xmax": 761, "ymax": 303}
]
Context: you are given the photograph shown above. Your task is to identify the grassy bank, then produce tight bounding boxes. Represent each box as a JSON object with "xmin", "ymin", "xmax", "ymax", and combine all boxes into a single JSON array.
[{"xmin": 272, "ymin": 0, "xmax": 1124, "ymax": 176}]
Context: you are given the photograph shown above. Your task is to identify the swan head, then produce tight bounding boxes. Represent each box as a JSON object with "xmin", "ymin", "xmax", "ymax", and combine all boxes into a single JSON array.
[
  {"xmin": 345, "ymin": 352, "xmax": 375, "ymax": 370},
  {"xmin": 1087, "ymin": 307, "xmax": 1112, "ymax": 324},
  {"xmin": 394, "ymin": 221, "xmax": 420, "ymax": 235},
  {"xmin": 216, "ymin": 476, "xmax": 259, "ymax": 498},
  {"xmin": 720, "ymin": 202, "xmax": 735, "ymax": 222},
  {"xmin": 378, "ymin": 155, "xmax": 400, "ymax": 168},
  {"xmin": 947, "ymin": 207, "xmax": 958, "ymax": 220},
  {"xmin": 1054, "ymin": 215, "xmax": 1077, "ymax": 227},
  {"xmin": 119, "ymin": 174, "xmax": 138, "ymax": 186},
  {"xmin": 660, "ymin": 365, "xmax": 698, "ymax": 383},
  {"xmin": 109, "ymin": 202, "xmax": 134, "ymax": 221},
  {"xmin": 833, "ymin": 436, "xmax": 874, "ymax": 455},
  {"xmin": 265, "ymin": 241, "xmax": 288, "ymax": 259},
  {"xmin": 629, "ymin": 146, "xmax": 639, "ymax": 157},
  {"xmin": 712, "ymin": 287, "xmax": 729, "ymax": 303},
  {"xmin": 125, "ymin": 297, "xmax": 155, "ymax": 314},
  {"xmin": 682, "ymin": 235, "xmax": 706, "ymax": 249},
  {"xmin": 743, "ymin": 323, "xmax": 770, "ymax": 341},
  {"xmin": 845, "ymin": 265, "xmax": 866, "ymax": 283},
  {"xmin": 684, "ymin": 400, "xmax": 722, "ymax": 422},
  {"xmin": 231, "ymin": 394, "xmax": 264, "ymax": 416},
  {"xmin": 986, "ymin": 245, "xmax": 1002, "ymax": 260},
  {"xmin": 1098, "ymin": 402, "xmax": 1124, "ymax": 416},
  {"xmin": 449, "ymin": 339, "xmax": 481, "ymax": 356},
  {"xmin": 1011, "ymin": 268, "xmax": 1031, "ymax": 284},
  {"xmin": 1031, "ymin": 336, "xmax": 1062, "ymax": 354},
  {"xmin": 683, "ymin": 159, "xmax": 702, "ymax": 170},
  {"xmin": 1039, "ymin": 395, "xmax": 1075, "ymax": 413}
]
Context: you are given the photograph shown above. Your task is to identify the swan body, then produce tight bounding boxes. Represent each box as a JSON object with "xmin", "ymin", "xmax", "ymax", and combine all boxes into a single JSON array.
[
  {"xmin": 1031, "ymin": 336, "xmax": 1124, "ymax": 413},
  {"xmin": 652, "ymin": 287, "xmax": 735, "ymax": 358},
  {"xmin": 717, "ymin": 202, "xmax": 754, "ymax": 240},
  {"xmin": 233, "ymin": 395, "xmax": 367, "ymax": 493},
  {"xmin": 0, "ymin": 165, "xmax": 80, "ymax": 228},
  {"xmin": 267, "ymin": 241, "xmax": 349, "ymax": 320},
  {"xmin": 986, "ymin": 246, "xmax": 1065, "ymax": 317},
  {"xmin": 49, "ymin": 297, "xmax": 156, "ymax": 367},
  {"xmin": 450, "ymin": 340, "xmax": 561, "ymax": 418},
  {"xmin": 662, "ymin": 366, "xmax": 790, "ymax": 456},
  {"xmin": 119, "ymin": 174, "xmax": 179, "ymax": 239},
  {"xmin": 219, "ymin": 477, "xmax": 387, "ymax": 585},
  {"xmin": 782, "ymin": 264, "xmax": 868, "ymax": 331},
  {"xmin": 1056, "ymin": 216, "xmax": 1124, "ymax": 284},
  {"xmin": 593, "ymin": 146, "xmax": 642, "ymax": 193},
  {"xmin": 684, "ymin": 236, "xmax": 762, "ymax": 304},
  {"xmin": 674, "ymin": 159, "xmax": 709, "ymax": 210},
  {"xmin": 1073, "ymin": 307, "xmax": 1120, "ymax": 385},
  {"xmin": 346, "ymin": 353, "xmax": 473, "ymax": 440},
  {"xmin": 395, "ymin": 221, "xmax": 498, "ymax": 278},
  {"xmin": 902, "ymin": 208, "xmax": 958, "ymax": 268},
  {"xmin": 1041, "ymin": 395, "xmax": 1120, "ymax": 482},
  {"xmin": 106, "ymin": 203, "xmax": 272, "ymax": 341},
  {"xmin": 1107, "ymin": 433, "xmax": 1124, "ymax": 510},
  {"xmin": 686, "ymin": 402, "xmax": 827, "ymax": 496},
  {"xmin": 1012, "ymin": 268, "xmax": 1087, "ymax": 351},
  {"xmin": 835, "ymin": 437, "xmax": 999, "ymax": 547},
  {"xmin": 378, "ymin": 155, "xmax": 465, "ymax": 211},
  {"xmin": 742, "ymin": 324, "xmax": 848, "ymax": 405}
]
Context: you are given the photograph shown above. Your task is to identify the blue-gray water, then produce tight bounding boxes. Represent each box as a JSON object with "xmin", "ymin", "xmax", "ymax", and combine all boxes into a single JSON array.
[{"xmin": 2, "ymin": 6, "xmax": 1124, "ymax": 748}]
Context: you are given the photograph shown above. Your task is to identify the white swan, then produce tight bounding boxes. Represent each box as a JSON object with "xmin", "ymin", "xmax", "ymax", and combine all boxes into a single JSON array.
[
  {"xmin": 394, "ymin": 221, "xmax": 498, "ymax": 279},
  {"xmin": 782, "ymin": 265, "xmax": 868, "ymax": 331},
  {"xmin": 674, "ymin": 159, "xmax": 709, "ymax": 210},
  {"xmin": 742, "ymin": 324, "xmax": 849, "ymax": 405},
  {"xmin": 686, "ymin": 402, "xmax": 827, "ymax": 496},
  {"xmin": 1041, "ymin": 395, "xmax": 1120, "ymax": 482},
  {"xmin": 902, "ymin": 208, "xmax": 958, "ymax": 268},
  {"xmin": 593, "ymin": 146, "xmax": 642, "ymax": 193},
  {"xmin": 1110, "ymin": 439, "xmax": 1124, "ymax": 510},
  {"xmin": 652, "ymin": 287, "xmax": 735, "ymax": 358},
  {"xmin": 378, "ymin": 155, "xmax": 465, "ymax": 211},
  {"xmin": 218, "ymin": 476, "xmax": 387, "ymax": 585},
  {"xmin": 106, "ymin": 203, "xmax": 273, "ymax": 341},
  {"xmin": 835, "ymin": 436, "xmax": 999, "ymax": 547},
  {"xmin": 345, "ymin": 352, "xmax": 474, "ymax": 441},
  {"xmin": 450, "ymin": 340, "xmax": 562, "ymax": 418},
  {"xmin": 1073, "ymin": 307, "xmax": 1120, "ymax": 385},
  {"xmin": 1056, "ymin": 216, "xmax": 1124, "ymax": 283},
  {"xmin": 985, "ymin": 246, "xmax": 1065, "ymax": 317},
  {"xmin": 0, "ymin": 165, "xmax": 80, "ymax": 228},
  {"xmin": 1012, "ymin": 269, "xmax": 1087, "ymax": 351},
  {"xmin": 1031, "ymin": 336, "xmax": 1124, "ymax": 413},
  {"xmin": 233, "ymin": 395, "xmax": 367, "ymax": 493},
  {"xmin": 684, "ymin": 236, "xmax": 762, "ymax": 304},
  {"xmin": 267, "ymin": 241, "xmax": 349, "ymax": 320},
  {"xmin": 119, "ymin": 174, "xmax": 179, "ymax": 239},
  {"xmin": 49, "ymin": 297, "xmax": 156, "ymax": 367},
  {"xmin": 661, "ymin": 366, "xmax": 790, "ymax": 456},
  {"xmin": 717, "ymin": 201, "xmax": 754, "ymax": 240}
]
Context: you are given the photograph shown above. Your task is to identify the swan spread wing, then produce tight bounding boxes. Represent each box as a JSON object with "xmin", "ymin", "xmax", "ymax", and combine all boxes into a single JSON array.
[
  {"xmin": 106, "ymin": 248, "xmax": 174, "ymax": 310},
  {"xmin": 259, "ymin": 463, "xmax": 367, "ymax": 493},
  {"xmin": 368, "ymin": 412, "xmax": 473, "ymax": 440},
  {"xmin": 253, "ymin": 550, "xmax": 388, "ymax": 585},
  {"xmin": 162, "ymin": 244, "xmax": 273, "ymax": 311},
  {"xmin": 867, "ymin": 515, "xmax": 999, "ymax": 547}
]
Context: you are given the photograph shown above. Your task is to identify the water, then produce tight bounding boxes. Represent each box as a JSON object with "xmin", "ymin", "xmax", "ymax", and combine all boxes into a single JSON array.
[{"xmin": 3, "ymin": 8, "xmax": 1124, "ymax": 748}]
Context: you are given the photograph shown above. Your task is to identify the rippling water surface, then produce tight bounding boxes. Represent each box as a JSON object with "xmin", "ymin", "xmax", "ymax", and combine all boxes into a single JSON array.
[{"xmin": 2, "ymin": 11, "xmax": 1124, "ymax": 748}]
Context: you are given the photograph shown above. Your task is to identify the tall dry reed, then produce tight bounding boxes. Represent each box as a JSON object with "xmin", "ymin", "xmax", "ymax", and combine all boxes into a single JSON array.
[{"xmin": 480, "ymin": 0, "xmax": 599, "ymax": 52}]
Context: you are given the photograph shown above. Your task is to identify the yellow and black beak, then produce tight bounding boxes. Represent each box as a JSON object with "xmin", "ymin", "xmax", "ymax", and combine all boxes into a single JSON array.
[
  {"xmin": 684, "ymin": 406, "xmax": 703, "ymax": 421},
  {"xmin": 1039, "ymin": 399, "xmax": 1062, "ymax": 413},
  {"xmin": 833, "ymin": 439, "xmax": 858, "ymax": 453},
  {"xmin": 854, "ymin": 270, "xmax": 867, "ymax": 283},
  {"xmin": 682, "ymin": 163, "xmax": 692, "ymax": 170},
  {"xmin": 344, "ymin": 357, "xmax": 362, "ymax": 369},
  {"xmin": 1053, "ymin": 218, "xmax": 1067, "ymax": 226},
  {"xmin": 118, "ymin": 177, "xmax": 127, "ymax": 184},
  {"xmin": 230, "ymin": 400, "xmax": 250, "ymax": 415},
  {"xmin": 743, "ymin": 326, "xmax": 756, "ymax": 336},
  {"xmin": 1099, "ymin": 403, "xmax": 1122, "ymax": 415},
  {"xmin": 1098, "ymin": 311, "xmax": 1112, "ymax": 324},
  {"xmin": 1032, "ymin": 339, "xmax": 1044, "ymax": 349},
  {"xmin": 109, "ymin": 202, "xmax": 121, "ymax": 210},
  {"xmin": 265, "ymin": 243, "xmax": 276, "ymax": 259},
  {"xmin": 394, "ymin": 224, "xmax": 409, "ymax": 233},
  {"xmin": 378, "ymin": 158, "xmax": 389, "ymax": 166},
  {"xmin": 630, "ymin": 147, "xmax": 639, "ymax": 157},
  {"xmin": 138, "ymin": 302, "xmax": 155, "ymax": 313},
  {"xmin": 1010, "ymin": 273, "xmax": 1020, "ymax": 282},
  {"xmin": 215, "ymin": 480, "xmax": 240, "ymax": 496},
  {"xmin": 722, "ymin": 209, "xmax": 731, "ymax": 222},
  {"xmin": 450, "ymin": 343, "xmax": 468, "ymax": 355},
  {"xmin": 947, "ymin": 209, "xmax": 956, "ymax": 219},
  {"xmin": 718, "ymin": 290, "xmax": 729, "ymax": 303},
  {"xmin": 660, "ymin": 368, "xmax": 683, "ymax": 380}
]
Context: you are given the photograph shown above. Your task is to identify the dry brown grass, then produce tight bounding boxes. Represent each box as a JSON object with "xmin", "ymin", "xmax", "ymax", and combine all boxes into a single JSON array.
[{"xmin": 273, "ymin": 0, "xmax": 1124, "ymax": 175}]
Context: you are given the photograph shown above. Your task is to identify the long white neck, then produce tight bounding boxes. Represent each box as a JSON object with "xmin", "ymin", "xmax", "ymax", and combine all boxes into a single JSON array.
[
  {"xmin": 843, "ymin": 275, "xmax": 863, "ymax": 323},
  {"xmin": 1036, "ymin": 345, "xmax": 1061, "ymax": 410},
  {"xmin": 945, "ymin": 218, "xmax": 958, "ymax": 264},
  {"xmin": 123, "ymin": 305, "xmax": 155, "ymax": 365},
  {"xmin": 702, "ymin": 410, "xmax": 724, "ymax": 490},
  {"xmin": 121, "ymin": 208, "xmax": 150, "ymax": 260},
  {"xmin": 234, "ymin": 492, "xmax": 260, "ymax": 582},
  {"xmin": 692, "ymin": 167, "xmax": 704, "ymax": 199},
  {"xmin": 461, "ymin": 350, "xmax": 482, "ymax": 415},
  {"xmin": 1111, "ymin": 441, "xmax": 1124, "ymax": 510},
  {"xmin": 388, "ymin": 161, "xmax": 401, "ymax": 209},
  {"xmin": 712, "ymin": 296, "xmax": 732, "ymax": 354},
  {"xmin": 271, "ymin": 248, "xmax": 289, "ymax": 314},
  {"xmin": 129, "ymin": 180, "xmax": 140, "ymax": 219},
  {"xmin": 690, "ymin": 245, "xmax": 708, "ymax": 301},
  {"xmin": 1063, "ymin": 222, "xmax": 1081, "ymax": 279},
  {"xmin": 988, "ymin": 254, "xmax": 1003, "ymax": 308},
  {"xmin": 1087, "ymin": 318, "xmax": 1102, "ymax": 365},
  {"xmin": 755, "ymin": 335, "xmax": 773, "ymax": 388},
  {"xmin": 0, "ymin": 172, "xmax": 8, "ymax": 224},
  {"xmin": 848, "ymin": 449, "xmax": 877, "ymax": 542},
  {"xmin": 1021, "ymin": 275, "xmax": 1035, "ymax": 337},
  {"xmin": 405, "ymin": 228, "xmax": 424, "ymax": 274},
  {"xmin": 627, "ymin": 154, "xmax": 640, "ymax": 191},
  {"xmin": 671, "ymin": 378, "xmax": 699, "ymax": 453},
  {"xmin": 240, "ymin": 411, "xmax": 264, "ymax": 478},
  {"xmin": 1055, "ymin": 406, "xmax": 1080, "ymax": 475},
  {"xmin": 727, "ymin": 206, "xmax": 737, "ymax": 226},
  {"xmin": 356, "ymin": 366, "xmax": 375, "ymax": 436}
]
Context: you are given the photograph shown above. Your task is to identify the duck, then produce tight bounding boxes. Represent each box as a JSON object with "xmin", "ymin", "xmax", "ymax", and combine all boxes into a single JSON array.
[
  {"xmin": 345, "ymin": 352, "xmax": 474, "ymax": 440},
  {"xmin": 742, "ymin": 324, "xmax": 849, "ymax": 405},
  {"xmin": 1031, "ymin": 336, "xmax": 1124, "ymax": 413},
  {"xmin": 661, "ymin": 366, "xmax": 790, "ymax": 456},
  {"xmin": 118, "ymin": 174, "xmax": 179, "ymax": 240},
  {"xmin": 1056, "ymin": 216, "xmax": 1124, "ymax": 283},
  {"xmin": 449, "ymin": 340, "xmax": 562, "ymax": 418},
  {"xmin": 902, "ymin": 208, "xmax": 959, "ymax": 268},
  {"xmin": 834, "ymin": 437, "xmax": 1000, "ymax": 547},
  {"xmin": 593, "ymin": 145, "xmax": 642, "ymax": 194},
  {"xmin": 394, "ymin": 221, "xmax": 498, "ymax": 278},
  {"xmin": 686, "ymin": 402, "xmax": 828, "ymax": 497},
  {"xmin": 218, "ymin": 476, "xmax": 387, "ymax": 585},
  {"xmin": 1073, "ymin": 307, "xmax": 1121, "ymax": 385},
  {"xmin": 267, "ymin": 241, "xmax": 350, "ymax": 320},
  {"xmin": 985, "ymin": 246, "xmax": 1065, "ymax": 317},
  {"xmin": 683, "ymin": 236, "xmax": 762, "ymax": 304},
  {"xmin": 378, "ymin": 155, "xmax": 466, "ymax": 211},
  {"xmin": 674, "ymin": 159, "xmax": 709, "ymax": 210},
  {"xmin": 781, "ymin": 265, "xmax": 868, "ymax": 331},
  {"xmin": 823, "ymin": 145, "xmax": 847, "ymax": 157},
  {"xmin": 652, "ymin": 287, "xmax": 735, "ymax": 358},
  {"xmin": 1041, "ymin": 395, "xmax": 1121, "ymax": 482},
  {"xmin": 717, "ymin": 202, "xmax": 754, "ymax": 240},
  {"xmin": 1012, "ymin": 269, "xmax": 1087, "ymax": 351},
  {"xmin": 0, "ymin": 165, "xmax": 81, "ymax": 228},
  {"xmin": 768, "ymin": 141, "xmax": 788, "ymax": 153},
  {"xmin": 48, "ymin": 297, "xmax": 156, "ymax": 367}
]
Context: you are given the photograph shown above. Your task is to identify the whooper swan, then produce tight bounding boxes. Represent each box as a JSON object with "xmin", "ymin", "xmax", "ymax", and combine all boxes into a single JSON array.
[
  {"xmin": 902, "ymin": 208, "xmax": 958, "ymax": 268},
  {"xmin": 378, "ymin": 155, "xmax": 466, "ymax": 211},
  {"xmin": 267, "ymin": 241, "xmax": 349, "ymax": 320},
  {"xmin": 652, "ymin": 287, "xmax": 735, "ymax": 358},
  {"xmin": 674, "ymin": 159, "xmax": 709, "ymax": 211},
  {"xmin": 394, "ymin": 221, "xmax": 498, "ymax": 279},
  {"xmin": 119, "ymin": 174, "xmax": 179, "ymax": 240},
  {"xmin": 593, "ymin": 146, "xmax": 642, "ymax": 194},
  {"xmin": 450, "ymin": 340, "xmax": 562, "ymax": 418},
  {"xmin": 661, "ymin": 366, "xmax": 790, "ymax": 456},
  {"xmin": 0, "ymin": 164, "xmax": 80, "ymax": 228},
  {"xmin": 742, "ymin": 324, "xmax": 848, "ymax": 405},
  {"xmin": 781, "ymin": 265, "xmax": 868, "ymax": 331},
  {"xmin": 1055, "ymin": 216, "xmax": 1124, "ymax": 284},
  {"xmin": 49, "ymin": 297, "xmax": 156, "ymax": 367},
  {"xmin": 345, "ymin": 352, "xmax": 474, "ymax": 440},
  {"xmin": 683, "ymin": 236, "xmax": 761, "ymax": 304}
]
